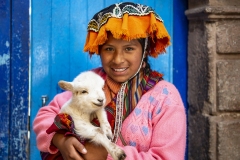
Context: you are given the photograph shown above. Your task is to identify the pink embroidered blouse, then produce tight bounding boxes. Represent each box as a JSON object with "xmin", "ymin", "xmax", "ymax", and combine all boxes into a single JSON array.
[{"xmin": 33, "ymin": 80, "xmax": 186, "ymax": 160}]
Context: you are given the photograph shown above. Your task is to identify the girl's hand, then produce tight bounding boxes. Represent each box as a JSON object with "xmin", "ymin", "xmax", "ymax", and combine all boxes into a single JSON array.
[
  {"xmin": 82, "ymin": 141, "xmax": 108, "ymax": 160},
  {"xmin": 52, "ymin": 133, "xmax": 87, "ymax": 160}
]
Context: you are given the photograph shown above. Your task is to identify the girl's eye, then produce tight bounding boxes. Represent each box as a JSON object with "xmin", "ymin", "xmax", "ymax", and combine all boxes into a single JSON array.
[
  {"xmin": 106, "ymin": 47, "xmax": 114, "ymax": 51},
  {"xmin": 125, "ymin": 47, "xmax": 134, "ymax": 51}
]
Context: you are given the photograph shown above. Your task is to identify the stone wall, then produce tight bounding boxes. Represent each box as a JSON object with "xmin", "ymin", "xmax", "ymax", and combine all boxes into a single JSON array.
[{"xmin": 186, "ymin": 0, "xmax": 240, "ymax": 159}]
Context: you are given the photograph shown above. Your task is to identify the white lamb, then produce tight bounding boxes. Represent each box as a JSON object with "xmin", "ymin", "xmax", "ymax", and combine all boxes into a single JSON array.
[{"xmin": 58, "ymin": 71, "xmax": 126, "ymax": 160}]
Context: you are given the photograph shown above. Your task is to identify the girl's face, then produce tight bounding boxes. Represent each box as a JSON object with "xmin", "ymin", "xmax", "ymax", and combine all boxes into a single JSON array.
[{"xmin": 100, "ymin": 34, "xmax": 143, "ymax": 83}]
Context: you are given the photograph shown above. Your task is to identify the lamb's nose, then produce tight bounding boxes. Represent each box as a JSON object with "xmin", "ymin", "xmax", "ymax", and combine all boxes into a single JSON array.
[{"xmin": 98, "ymin": 98, "xmax": 103, "ymax": 103}]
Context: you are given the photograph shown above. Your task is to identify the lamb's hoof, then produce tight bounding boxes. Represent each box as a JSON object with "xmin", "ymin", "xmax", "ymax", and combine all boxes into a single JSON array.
[
  {"xmin": 112, "ymin": 148, "xmax": 127, "ymax": 160},
  {"xmin": 118, "ymin": 153, "xmax": 126, "ymax": 160}
]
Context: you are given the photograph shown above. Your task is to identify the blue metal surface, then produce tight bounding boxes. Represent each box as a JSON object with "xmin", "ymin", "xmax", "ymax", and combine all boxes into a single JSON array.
[
  {"xmin": 0, "ymin": 0, "xmax": 29, "ymax": 159},
  {"xmin": 173, "ymin": 1, "xmax": 188, "ymax": 159},
  {"xmin": 153, "ymin": 0, "xmax": 173, "ymax": 82},
  {"xmin": 30, "ymin": 0, "xmax": 52, "ymax": 158},
  {"xmin": 10, "ymin": 0, "xmax": 30, "ymax": 159},
  {"xmin": 30, "ymin": 0, "xmax": 188, "ymax": 159},
  {"xmin": 0, "ymin": 0, "xmax": 11, "ymax": 159},
  {"xmin": 173, "ymin": 0, "xmax": 188, "ymax": 109}
]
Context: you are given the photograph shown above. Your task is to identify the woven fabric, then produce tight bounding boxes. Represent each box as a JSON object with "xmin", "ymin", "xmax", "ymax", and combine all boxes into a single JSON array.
[
  {"xmin": 46, "ymin": 113, "xmax": 86, "ymax": 144},
  {"xmin": 91, "ymin": 67, "xmax": 163, "ymax": 133},
  {"xmin": 40, "ymin": 151, "xmax": 63, "ymax": 160},
  {"xmin": 84, "ymin": 2, "xmax": 170, "ymax": 57},
  {"xmin": 41, "ymin": 113, "xmax": 84, "ymax": 160}
]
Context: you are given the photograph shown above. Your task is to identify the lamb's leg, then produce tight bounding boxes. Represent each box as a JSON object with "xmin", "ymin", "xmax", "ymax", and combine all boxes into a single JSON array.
[
  {"xmin": 74, "ymin": 121, "xmax": 126, "ymax": 160},
  {"xmin": 95, "ymin": 108, "xmax": 113, "ymax": 140},
  {"xmin": 91, "ymin": 133, "xmax": 126, "ymax": 160}
]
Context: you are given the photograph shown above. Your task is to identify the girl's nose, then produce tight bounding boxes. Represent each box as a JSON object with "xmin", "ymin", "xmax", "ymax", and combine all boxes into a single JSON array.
[{"xmin": 112, "ymin": 50, "xmax": 124, "ymax": 64}]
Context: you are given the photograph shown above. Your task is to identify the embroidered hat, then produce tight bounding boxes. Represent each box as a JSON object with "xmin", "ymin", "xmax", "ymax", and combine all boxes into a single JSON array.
[{"xmin": 84, "ymin": 2, "xmax": 171, "ymax": 58}]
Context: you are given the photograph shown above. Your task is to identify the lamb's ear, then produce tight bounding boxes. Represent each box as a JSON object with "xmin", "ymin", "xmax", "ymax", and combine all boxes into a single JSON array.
[{"xmin": 58, "ymin": 80, "xmax": 73, "ymax": 91}]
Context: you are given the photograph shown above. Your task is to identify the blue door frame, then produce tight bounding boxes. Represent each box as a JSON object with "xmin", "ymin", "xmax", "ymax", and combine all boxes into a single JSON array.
[
  {"xmin": 0, "ymin": 0, "xmax": 29, "ymax": 159},
  {"xmin": 0, "ymin": 0, "xmax": 187, "ymax": 159}
]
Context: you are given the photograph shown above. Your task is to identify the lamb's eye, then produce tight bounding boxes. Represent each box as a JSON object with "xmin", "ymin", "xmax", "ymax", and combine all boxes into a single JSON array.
[{"xmin": 81, "ymin": 90, "xmax": 88, "ymax": 94}]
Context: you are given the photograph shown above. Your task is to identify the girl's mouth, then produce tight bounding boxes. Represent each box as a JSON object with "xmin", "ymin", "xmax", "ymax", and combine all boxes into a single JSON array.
[{"xmin": 112, "ymin": 68, "xmax": 127, "ymax": 72}]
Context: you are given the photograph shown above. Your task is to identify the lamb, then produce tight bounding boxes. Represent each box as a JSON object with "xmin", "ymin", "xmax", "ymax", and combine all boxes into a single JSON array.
[{"xmin": 58, "ymin": 71, "xmax": 126, "ymax": 160}]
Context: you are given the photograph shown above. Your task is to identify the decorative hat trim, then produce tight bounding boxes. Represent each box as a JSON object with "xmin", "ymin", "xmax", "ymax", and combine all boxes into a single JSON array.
[{"xmin": 87, "ymin": 3, "xmax": 163, "ymax": 32}]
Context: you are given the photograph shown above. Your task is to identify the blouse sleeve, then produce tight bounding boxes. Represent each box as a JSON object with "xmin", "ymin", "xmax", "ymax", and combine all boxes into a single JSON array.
[{"xmin": 33, "ymin": 91, "xmax": 72, "ymax": 154}]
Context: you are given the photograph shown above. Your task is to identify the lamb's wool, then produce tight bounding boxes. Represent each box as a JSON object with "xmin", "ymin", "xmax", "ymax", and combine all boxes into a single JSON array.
[{"xmin": 50, "ymin": 71, "xmax": 126, "ymax": 160}]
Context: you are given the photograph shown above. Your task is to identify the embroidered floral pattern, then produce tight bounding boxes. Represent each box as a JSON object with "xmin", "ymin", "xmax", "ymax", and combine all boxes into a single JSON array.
[{"xmin": 88, "ymin": 2, "xmax": 163, "ymax": 32}]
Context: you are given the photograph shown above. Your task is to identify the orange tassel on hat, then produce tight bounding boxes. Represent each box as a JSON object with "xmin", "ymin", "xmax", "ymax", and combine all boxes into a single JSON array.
[{"xmin": 84, "ymin": 2, "xmax": 170, "ymax": 58}]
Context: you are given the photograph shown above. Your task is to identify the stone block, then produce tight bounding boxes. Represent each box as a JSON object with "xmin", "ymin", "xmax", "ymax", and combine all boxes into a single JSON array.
[
  {"xmin": 216, "ymin": 20, "xmax": 240, "ymax": 54},
  {"xmin": 213, "ymin": 0, "xmax": 240, "ymax": 6},
  {"xmin": 188, "ymin": 114, "xmax": 210, "ymax": 160},
  {"xmin": 217, "ymin": 60, "xmax": 240, "ymax": 111},
  {"xmin": 188, "ymin": 21, "xmax": 209, "ymax": 114},
  {"xmin": 188, "ymin": 0, "xmax": 208, "ymax": 9},
  {"xmin": 217, "ymin": 117, "xmax": 240, "ymax": 160},
  {"xmin": 188, "ymin": 0, "xmax": 240, "ymax": 8}
]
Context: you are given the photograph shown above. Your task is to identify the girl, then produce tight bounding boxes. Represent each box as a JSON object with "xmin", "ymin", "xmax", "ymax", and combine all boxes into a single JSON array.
[{"xmin": 33, "ymin": 2, "xmax": 186, "ymax": 160}]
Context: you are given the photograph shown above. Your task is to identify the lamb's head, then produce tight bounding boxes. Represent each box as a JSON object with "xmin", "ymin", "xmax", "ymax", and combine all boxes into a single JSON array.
[{"xmin": 58, "ymin": 71, "xmax": 106, "ymax": 113}]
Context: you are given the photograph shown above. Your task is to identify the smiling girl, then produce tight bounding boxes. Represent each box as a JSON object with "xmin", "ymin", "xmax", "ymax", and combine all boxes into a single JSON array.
[{"xmin": 33, "ymin": 2, "xmax": 187, "ymax": 160}]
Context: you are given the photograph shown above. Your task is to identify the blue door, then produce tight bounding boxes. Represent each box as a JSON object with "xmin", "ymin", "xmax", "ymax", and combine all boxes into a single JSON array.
[
  {"xmin": 30, "ymin": 0, "xmax": 187, "ymax": 159},
  {"xmin": 0, "ymin": 0, "xmax": 29, "ymax": 159}
]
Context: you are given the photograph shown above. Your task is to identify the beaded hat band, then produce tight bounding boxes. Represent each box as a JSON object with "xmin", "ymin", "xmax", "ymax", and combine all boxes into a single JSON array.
[{"xmin": 84, "ymin": 2, "xmax": 171, "ymax": 58}]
